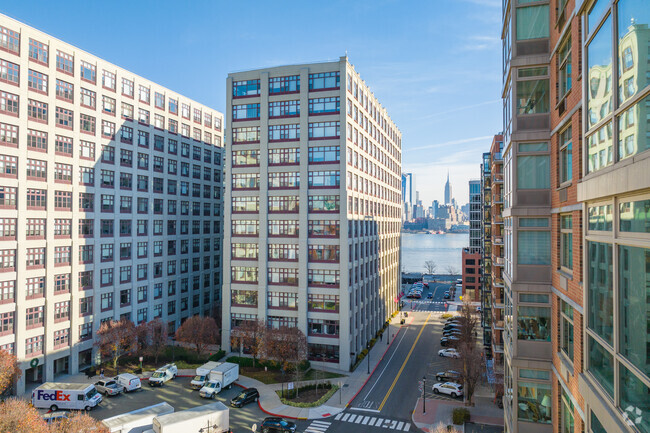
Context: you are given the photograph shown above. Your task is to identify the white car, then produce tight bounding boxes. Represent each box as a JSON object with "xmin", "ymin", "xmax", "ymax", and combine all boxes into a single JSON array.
[
  {"xmin": 438, "ymin": 348, "xmax": 460, "ymax": 358},
  {"xmin": 432, "ymin": 382, "xmax": 463, "ymax": 398}
]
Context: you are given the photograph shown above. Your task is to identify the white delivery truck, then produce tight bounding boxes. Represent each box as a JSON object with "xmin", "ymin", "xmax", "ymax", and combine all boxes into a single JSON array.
[
  {"xmin": 102, "ymin": 402, "xmax": 174, "ymax": 433},
  {"xmin": 199, "ymin": 362, "xmax": 239, "ymax": 399},
  {"xmin": 152, "ymin": 402, "xmax": 229, "ymax": 433},
  {"xmin": 32, "ymin": 382, "xmax": 102, "ymax": 412},
  {"xmin": 190, "ymin": 361, "xmax": 220, "ymax": 390}
]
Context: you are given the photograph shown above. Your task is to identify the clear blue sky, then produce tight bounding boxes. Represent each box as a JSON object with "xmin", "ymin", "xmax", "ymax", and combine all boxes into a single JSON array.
[{"xmin": 3, "ymin": 0, "xmax": 502, "ymax": 205}]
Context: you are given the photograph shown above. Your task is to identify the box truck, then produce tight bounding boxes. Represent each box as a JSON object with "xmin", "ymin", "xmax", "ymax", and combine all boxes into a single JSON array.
[
  {"xmin": 199, "ymin": 363, "xmax": 239, "ymax": 399},
  {"xmin": 32, "ymin": 383, "xmax": 102, "ymax": 411},
  {"xmin": 102, "ymin": 402, "xmax": 174, "ymax": 433},
  {"xmin": 152, "ymin": 402, "xmax": 229, "ymax": 433},
  {"xmin": 190, "ymin": 361, "xmax": 220, "ymax": 390}
]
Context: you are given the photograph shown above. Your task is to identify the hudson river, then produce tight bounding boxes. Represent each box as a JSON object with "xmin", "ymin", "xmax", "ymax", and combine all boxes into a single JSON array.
[{"xmin": 401, "ymin": 232, "xmax": 469, "ymax": 274}]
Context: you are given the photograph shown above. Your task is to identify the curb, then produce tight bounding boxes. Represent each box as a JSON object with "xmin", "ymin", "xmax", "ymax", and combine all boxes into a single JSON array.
[{"xmin": 345, "ymin": 320, "xmax": 407, "ymax": 407}]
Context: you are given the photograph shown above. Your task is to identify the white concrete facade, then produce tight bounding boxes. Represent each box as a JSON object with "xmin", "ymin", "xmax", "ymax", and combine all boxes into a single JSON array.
[
  {"xmin": 0, "ymin": 14, "xmax": 224, "ymax": 394},
  {"xmin": 222, "ymin": 57, "xmax": 402, "ymax": 370}
]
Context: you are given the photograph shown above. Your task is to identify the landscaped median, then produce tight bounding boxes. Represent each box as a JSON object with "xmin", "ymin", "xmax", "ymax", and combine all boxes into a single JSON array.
[{"xmin": 276, "ymin": 382, "xmax": 340, "ymax": 408}]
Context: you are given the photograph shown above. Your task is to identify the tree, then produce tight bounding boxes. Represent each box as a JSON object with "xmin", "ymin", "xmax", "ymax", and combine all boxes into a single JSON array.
[
  {"xmin": 452, "ymin": 300, "xmax": 484, "ymax": 406},
  {"xmin": 0, "ymin": 398, "xmax": 48, "ymax": 433},
  {"xmin": 0, "ymin": 349, "xmax": 20, "ymax": 396},
  {"xmin": 424, "ymin": 260, "xmax": 437, "ymax": 274},
  {"xmin": 175, "ymin": 315, "xmax": 219, "ymax": 354},
  {"xmin": 446, "ymin": 265, "xmax": 460, "ymax": 276},
  {"xmin": 231, "ymin": 319, "xmax": 266, "ymax": 367},
  {"xmin": 95, "ymin": 319, "xmax": 137, "ymax": 370},
  {"xmin": 136, "ymin": 319, "xmax": 168, "ymax": 364},
  {"xmin": 262, "ymin": 326, "xmax": 308, "ymax": 372},
  {"xmin": 49, "ymin": 413, "xmax": 110, "ymax": 433}
]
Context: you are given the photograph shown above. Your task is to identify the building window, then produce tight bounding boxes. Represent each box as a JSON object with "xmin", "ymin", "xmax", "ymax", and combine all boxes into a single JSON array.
[
  {"xmin": 0, "ymin": 311, "xmax": 14, "ymax": 335},
  {"xmin": 232, "ymin": 103, "xmax": 260, "ymax": 120},
  {"xmin": 516, "ymin": 77, "xmax": 550, "ymax": 114},
  {"xmin": 80, "ymin": 114, "xmax": 96, "ymax": 134},
  {"xmin": 308, "ymin": 195, "xmax": 339, "ymax": 212},
  {"xmin": 308, "ymin": 319, "xmax": 339, "ymax": 337},
  {"xmin": 28, "ymin": 99, "xmax": 48, "ymax": 122},
  {"xmin": 268, "ymin": 292, "xmax": 297, "ymax": 309},
  {"xmin": 25, "ymin": 276, "xmax": 44, "ymax": 299},
  {"xmin": 309, "ymin": 72, "xmax": 340, "ymax": 90},
  {"xmin": 55, "ymin": 107, "xmax": 73, "ymax": 129},
  {"xmin": 231, "ymin": 266, "xmax": 258, "ymax": 283},
  {"xmin": 308, "ymin": 245, "xmax": 339, "ymax": 262},
  {"xmin": 587, "ymin": 241, "xmax": 613, "ymax": 344},
  {"xmin": 587, "ymin": 336, "xmax": 614, "ymax": 398},
  {"xmin": 25, "ymin": 335, "xmax": 44, "ymax": 356},
  {"xmin": 269, "ymin": 75, "xmax": 300, "ymax": 93},
  {"xmin": 308, "ymin": 294, "xmax": 339, "ymax": 312},
  {"xmin": 560, "ymin": 214, "xmax": 573, "ymax": 270},
  {"xmin": 55, "ymin": 50, "xmax": 73, "ymax": 74},
  {"xmin": 0, "ymin": 218, "xmax": 15, "ymax": 240},
  {"xmin": 309, "ymin": 122, "xmax": 340, "ymax": 139},
  {"xmin": 233, "ymin": 79, "xmax": 260, "ymax": 97},
  {"xmin": 308, "ymin": 269, "xmax": 340, "ymax": 287},
  {"xmin": 26, "ymin": 306, "xmax": 44, "ymax": 329},
  {"xmin": 516, "ymin": 5, "xmax": 550, "ymax": 40},
  {"xmin": 0, "ymin": 154, "xmax": 17, "ymax": 177},
  {"xmin": 558, "ymin": 37, "xmax": 571, "ymax": 100},
  {"xmin": 517, "ymin": 380, "xmax": 551, "ymax": 423},
  {"xmin": 28, "ymin": 38, "xmax": 48, "ymax": 64},
  {"xmin": 0, "ymin": 59, "xmax": 19, "ymax": 85},
  {"xmin": 309, "ymin": 97, "xmax": 340, "ymax": 114},
  {"xmin": 308, "ymin": 170, "xmax": 340, "ymax": 188},
  {"xmin": 558, "ymin": 126, "xmax": 572, "ymax": 184},
  {"xmin": 559, "ymin": 300, "xmax": 573, "ymax": 360},
  {"xmin": 0, "ymin": 26, "xmax": 20, "ymax": 54},
  {"xmin": 268, "ymin": 196, "xmax": 298, "ymax": 213},
  {"xmin": 269, "ymin": 148, "xmax": 300, "ymax": 165},
  {"xmin": 309, "ymin": 146, "xmax": 340, "ymax": 163},
  {"xmin": 80, "ymin": 60, "xmax": 96, "ymax": 83},
  {"xmin": 80, "ymin": 88, "xmax": 96, "ymax": 108},
  {"xmin": 28, "ymin": 70, "xmax": 47, "ymax": 94}
]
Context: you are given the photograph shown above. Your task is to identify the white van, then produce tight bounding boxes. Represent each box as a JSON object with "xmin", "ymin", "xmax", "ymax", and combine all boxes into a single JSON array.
[
  {"xmin": 32, "ymin": 383, "xmax": 102, "ymax": 411},
  {"xmin": 114, "ymin": 373, "xmax": 142, "ymax": 392},
  {"xmin": 149, "ymin": 363, "xmax": 177, "ymax": 387}
]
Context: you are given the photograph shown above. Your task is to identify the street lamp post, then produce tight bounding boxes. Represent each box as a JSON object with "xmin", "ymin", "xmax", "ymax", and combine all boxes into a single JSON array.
[
  {"xmin": 366, "ymin": 342, "xmax": 370, "ymax": 374},
  {"xmin": 422, "ymin": 376, "xmax": 426, "ymax": 414}
]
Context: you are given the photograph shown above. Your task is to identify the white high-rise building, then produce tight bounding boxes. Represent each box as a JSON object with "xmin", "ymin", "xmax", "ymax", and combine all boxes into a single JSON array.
[
  {"xmin": 222, "ymin": 57, "xmax": 402, "ymax": 370},
  {"xmin": 0, "ymin": 14, "xmax": 224, "ymax": 394}
]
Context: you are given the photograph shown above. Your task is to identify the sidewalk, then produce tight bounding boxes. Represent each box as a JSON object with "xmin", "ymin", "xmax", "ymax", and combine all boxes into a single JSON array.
[
  {"xmin": 240, "ymin": 314, "xmax": 408, "ymax": 420},
  {"xmin": 411, "ymin": 385, "xmax": 504, "ymax": 432}
]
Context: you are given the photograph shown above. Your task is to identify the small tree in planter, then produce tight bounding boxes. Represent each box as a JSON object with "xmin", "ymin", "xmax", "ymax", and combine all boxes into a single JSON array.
[
  {"xmin": 96, "ymin": 319, "xmax": 137, "ymax": 370},
  {"xmin": 231, "ymin": 319, "xmax": 266, "ymax": 367},
  {"xmin": 175, "ymin": 315, "xmax": 219, "ymax": 355},
  {"xmin": 136, "ymin": 319, "xmax": 168, "ymax": 364}
]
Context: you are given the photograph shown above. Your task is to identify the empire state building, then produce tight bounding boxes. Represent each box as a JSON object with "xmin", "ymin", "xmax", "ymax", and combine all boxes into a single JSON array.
[{"xmin": 444, "ymin": 171, "xmax": 452, "ymax": 205}]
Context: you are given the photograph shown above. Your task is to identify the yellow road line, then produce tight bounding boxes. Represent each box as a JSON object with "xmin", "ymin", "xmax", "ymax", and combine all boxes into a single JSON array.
[{"xmin": 377, "ymin": 313, "xmax": 431, "ymax": 412}]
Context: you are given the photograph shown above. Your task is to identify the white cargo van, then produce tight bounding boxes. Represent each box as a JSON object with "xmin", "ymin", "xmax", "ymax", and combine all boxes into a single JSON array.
[
  {"xmin": 148, "ymin": 363, "xmax": 177, "ymax": 387},
  {"xmin": 153, "ymin": 402, "xmax": 229, "ymax": 433},
  {"xmin": 115, "ymin": 373, "xmax": 142, "ymax": 392},
  {"xmin": 199, "ymin": 363, "xmax": 238, "ymax": 399},
  {"xmin": 102, "ymin": 402, "xmax": 174, "ymax": 433},
  {"xmin": 32, "ymin": 383, "xmax": 102, "ymax": 411},
  {"xmin": 190, "ymin": 361, "xmax": 219, "ymax": 390}
]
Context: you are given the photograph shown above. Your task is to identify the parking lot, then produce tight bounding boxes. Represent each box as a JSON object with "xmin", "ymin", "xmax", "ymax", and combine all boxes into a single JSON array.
[{"xmin": 36, "ymin": 376, "xmax": 267, "ymax": 433}]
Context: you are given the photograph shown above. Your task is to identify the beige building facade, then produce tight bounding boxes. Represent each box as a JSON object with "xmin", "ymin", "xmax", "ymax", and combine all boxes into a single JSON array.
[
  {"xmin": 222, "ymin": 57, "xmax": 402, "ymax": 370},
  {"xmin": 0, "ymin": 14, "xmax": 224, "ymax": 394}
]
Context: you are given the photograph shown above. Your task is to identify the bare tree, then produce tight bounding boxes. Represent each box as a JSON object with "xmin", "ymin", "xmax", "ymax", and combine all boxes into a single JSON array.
[
  {"xmin": 424, "ymin": 260, "xmax": 437, "ymax": 274},
  {"xmin": 446, "ymin": 265, "xmax": 460, "ymax": 275},
  {"xmin": 0, "ymin": 349, "xmax": 20, "ymax": 396},
  {"xmin": 452, "ymin": 299, "xmax": 484, "ymax": 406},
  {"xmin": 136, "ymin": 319, "xmax": 168, "ymax": 364},
  {"xmin": 175, "ymin": 315, "xmax": 219, "ymax": 355},
  {"xmin": 231, "ymin": 319, "xmax": 266, "ymax": 367},
  {"xmin": 95, "ymin": 319, "xmax": 137, "ymax": 370},
  {"xmin": 0, "ymin": 398, "xmax": 48, "ymax": 433}
]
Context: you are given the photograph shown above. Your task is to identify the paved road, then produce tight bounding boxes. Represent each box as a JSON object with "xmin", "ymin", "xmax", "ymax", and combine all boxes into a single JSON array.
[{"xmin": 298, "ymin": 282, "xmax": 461, "ymax": 433}]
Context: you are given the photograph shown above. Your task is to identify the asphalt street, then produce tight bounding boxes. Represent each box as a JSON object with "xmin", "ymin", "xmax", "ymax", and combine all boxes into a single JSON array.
[{"xmin": 295, "ymin": 282, "xmax": 459, "ymax": 433}]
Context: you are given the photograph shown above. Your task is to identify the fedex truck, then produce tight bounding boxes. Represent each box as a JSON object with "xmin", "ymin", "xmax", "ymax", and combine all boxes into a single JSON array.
[{"xmin": 32, "ymin": 383, "xmax": 102, "ymax": 411}]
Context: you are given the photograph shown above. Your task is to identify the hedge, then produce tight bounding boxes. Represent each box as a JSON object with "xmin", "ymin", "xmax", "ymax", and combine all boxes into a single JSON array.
[
  {"xmin": 226, "ymin": 356, "xmax": 310, "ymax": 372},
  {"xmin": 452, "ymin": 407, "xmax": 470, "ymax": 425},
  {"xmin": 276, "ymin": 383, "xmax": 339, "ymax": 408}
]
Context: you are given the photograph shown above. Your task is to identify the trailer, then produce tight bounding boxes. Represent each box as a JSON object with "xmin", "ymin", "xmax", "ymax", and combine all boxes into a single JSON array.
[
  {"xmin": 102, "ymin": 402, "xmax": 174, "ymax": 433},
  {"xmin": 152, "ymin": 402, "xmax": 229, "ymax": 433},
  {"xmin": 190, "ymin": 361, "xmax": 220, "ymax": 389}
]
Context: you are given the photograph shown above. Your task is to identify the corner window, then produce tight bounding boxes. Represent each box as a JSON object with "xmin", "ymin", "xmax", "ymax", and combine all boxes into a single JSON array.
[{"xmin": 516, "ymin": 5, "xmax": 550, "ymax": 40}]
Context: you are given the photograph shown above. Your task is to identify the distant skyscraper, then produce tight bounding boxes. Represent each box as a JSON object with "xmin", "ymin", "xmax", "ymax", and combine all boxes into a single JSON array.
[
  {"xmin": 444, "ymin": 171, "xmax": 452, "ymax": 205},
  {"xmin": 402, "ymin": 172, "xmax": 414, "ymax": 221}
]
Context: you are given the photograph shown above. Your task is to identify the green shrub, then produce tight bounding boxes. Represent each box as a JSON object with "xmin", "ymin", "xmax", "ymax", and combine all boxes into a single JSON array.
[
  {"xmin": 276, "ymin": 383, "xmax": 339, "ymax": 408},
  {"xmin": 441, "ymin": 313, "xmax": 454, "ymax": 319},
  {"xmin": 452, "ymin": 407, "xmax": 470, "ymax": 425},
  {"xmin": 208, "ymin": 350, "xmax": 226, "ymax": 362},
  {"xmin": 226, "ymin": 356, "xmax": 309, "ymax": 372}
]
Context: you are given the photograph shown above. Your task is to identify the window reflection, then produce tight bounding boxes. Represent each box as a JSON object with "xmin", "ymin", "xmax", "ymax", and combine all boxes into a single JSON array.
[
  {"xmin": 587, "ymin": 17, "xmax": 612, "ymax": 130},
  {"xmin": 588, "ymin": 336, "xmax": 614, "ymax": 398},
  {"xmin": 588, "ymin": 242, "xmax": 613, "ymax": 344},
  {"xmin": 617, "ymin": 0, "xmax": 650, "ymax": 105},
  {"xmin": 517, "ymin": 381, "xmax": 552, "ymax": 423},
  {"xmin": 587, "ymin": 121, "xmax": 612, "ymax": 172},
  {"xmin": 517, "ymin": 306, "xmax": 550, "ymax": 341}
]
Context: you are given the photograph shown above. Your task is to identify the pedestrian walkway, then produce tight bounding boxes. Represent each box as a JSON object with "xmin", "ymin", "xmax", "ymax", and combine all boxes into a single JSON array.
[
  {"xmin": 411, "ymin": 394, "xmax": 503, "ymax": 432},
  {"xmin": 304, "ymin": 420, "xmax": 331, "ymax": 433},
  {"xmin": 334, "ymin": 412, "xmax": 411, "ymax": 431},
  {"xmin": 236, "ymin": 314, "xmax": 407, "ymax": 420}
]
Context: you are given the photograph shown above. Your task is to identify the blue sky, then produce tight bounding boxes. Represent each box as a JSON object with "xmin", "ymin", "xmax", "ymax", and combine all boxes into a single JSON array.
[{"xmin": 3, "ymin": 0, "xmax": 502, "ymax": 205}]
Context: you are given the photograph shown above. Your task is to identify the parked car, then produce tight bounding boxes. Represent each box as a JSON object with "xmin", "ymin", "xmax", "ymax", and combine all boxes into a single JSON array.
[
  {"xmin": 432, "ymin": 382, "xmax": 464, "ymax": 398},
  {"xmin": 438, "ymin": 348, "xmax": 460, "ymax": 358},
  {"xmin": 94, "ymin": 379, "xmax": 124, "ymax": 396},
  {"xmin": 476, "ymin": 306, "xmax": 482, "ymax": 313},
  {"xmin": 443, "ymin": 292, "xmax": 451, "ymax": 299},
  {"xmin": 42, "ymin": 412, "xmax": 69, "ymax": 424},
  {"xmin": 231, "ymin": 388, "xmax": 260, "ymax": 408},
  {"xmin": 260, "ymin": 417, "xmax": 297, "ymax": 433},
  {"xmin": 440, "ymin": 336, "xmax": 460, "ymax": 346},
  {"xmin": 442, "ymin": 329, "xmax": 462, "ymax": 337},
  {"xmin": 149, "ymin": 363, "xmax": 178, "ymax": 387},
  {"xmin": 427, "ymin": 293, "xmax": 433, "ymax": 299},
  {"xmin": 114, "ymin": 373, "xmax": 141, "ymax": 392},
  {"xmin": 443, "ymin": 324, "xmax": 463, "ymax": 332},
  {"xmin": 445, "ymin": 317, "xmax": 461, "ymax": 323},
  {"xmin": 436, "ymin": 370, "xmax": 461, "ymax": 382}
]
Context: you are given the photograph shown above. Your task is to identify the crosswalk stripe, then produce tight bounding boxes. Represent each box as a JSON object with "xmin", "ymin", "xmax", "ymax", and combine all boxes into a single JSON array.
[
  {"xmin": 341, "ymin": 413, "xmax": 350, "ymax": 422},
  {"xmin": 305, "ymin": 429, "xmax": 327, "ymax": 433},
  {"xmin": 403, "ymin": 422, "xmax": 411, "ymax": 431},
  {"xmin": 334, "ymin": 413, "xmax": 342, "ymax": 421},
  {"xmin": 389, "ymin": 420, "xmax": 397, "ymax": 429},
  {"xmin": 362, "ymin": 416, "xmax": 369, "ymax": 424},
  {"xmin": 397, "ymin": 421, "xmax": 404, "ymax": 430},
  {"xmin": 311, "ymin": 421, "xmax": 330, "ymax": 426},
  {"xmin": 369, "ymin": 417, "xmax": 377, "ymax": 425},
  {"xmin": 347, "ymin": 414, "xmax": 356, "ymax": 423},
  {"xmin": 354, "ymin": 415, "xmax": 364, "ymax": 423}
]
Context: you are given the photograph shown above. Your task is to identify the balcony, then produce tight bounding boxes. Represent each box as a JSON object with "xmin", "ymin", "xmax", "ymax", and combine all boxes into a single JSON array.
[
  {"xmin": 492, "ymin": 342, "xmax": 504, "ymax": 353},
  {"xmin": 493, "ymin": 174, "xmax": 503, "ymax": 184},
  {"xmin": 493, "ymin": 194, "xmax": 503, "ymax": 204},
  {"xmin": 493, "ymin": 215, "xmax": 504, "ymax": 224},
  {"xmin": 493, "ymin": 277, "xmax": 504, "ymax": 287},
  {"xmin": 494, "ymin": 256, "xmax": 505, "ymax": 267},
  {"xmin": 493, "ymin": 320, "xmax": 505, "ymax": 330},
  {"xmin": 493, "ymin": 237, "xmax": 503, "ymax": 245}
]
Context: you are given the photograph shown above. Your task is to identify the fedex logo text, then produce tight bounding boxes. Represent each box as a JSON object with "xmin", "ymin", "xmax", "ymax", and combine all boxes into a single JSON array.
[{"xmin": 37, "ymin": 390, "xmax": 71, "ymax": 401}]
